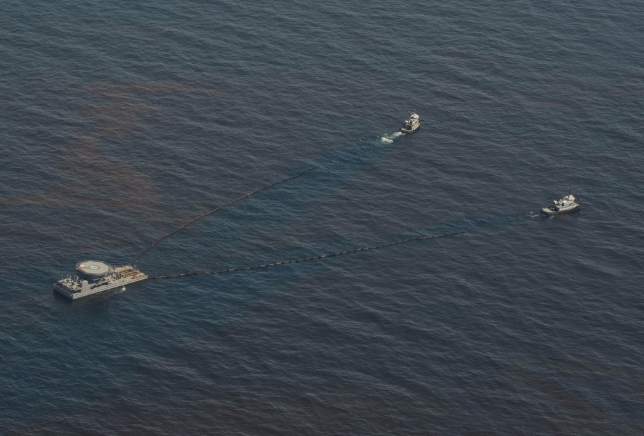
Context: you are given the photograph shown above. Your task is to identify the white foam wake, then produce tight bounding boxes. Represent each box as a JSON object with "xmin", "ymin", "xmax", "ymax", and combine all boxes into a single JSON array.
[{"xmin": 380, "ymin": 131, "xmax": 403, "ymax": 143}]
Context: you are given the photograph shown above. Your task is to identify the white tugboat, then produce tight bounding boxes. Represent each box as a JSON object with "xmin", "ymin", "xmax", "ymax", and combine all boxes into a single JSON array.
[
  {"xmin": 541, "ymin": 192, "xmax": 581, "ymax": 216},
  {"xmin": 400, "ymin": 112, "xmax": 420, "ymax": 134},
  {"xmin": 53, "ymin": 261, "xmax": 148, "ymax": 300}
]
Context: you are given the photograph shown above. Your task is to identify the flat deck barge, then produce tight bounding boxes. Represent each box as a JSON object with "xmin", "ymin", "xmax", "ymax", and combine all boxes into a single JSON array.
[{"xmin": 54, "ymin": 261, "xmax": 147, "ymax": 300}]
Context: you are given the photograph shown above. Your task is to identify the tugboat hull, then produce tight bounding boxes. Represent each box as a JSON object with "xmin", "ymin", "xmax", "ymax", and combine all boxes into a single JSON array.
[
  {"xmin": 400, "ymin": 112, "xmax": 420, "ymax": 134},
  {"xmin": 541, "ymin": 203, "xmax": 581, "ymax": 216},
  {"xmin": 400, "ymin": 124, "xmax": 420, "ymax": 134},
  {"xmin": 541, "ymin": 192, "xmax": 581, "ymax": 216}
]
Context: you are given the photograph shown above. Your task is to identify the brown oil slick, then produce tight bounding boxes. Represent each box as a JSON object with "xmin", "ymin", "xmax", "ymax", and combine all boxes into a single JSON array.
[
  {"xmin": 5, "ymin": 80, "xmax": 225, "ymax": 212},
  {"xmin": 0, "ymin": 80, "xmax": 237, "ymax": 260}
]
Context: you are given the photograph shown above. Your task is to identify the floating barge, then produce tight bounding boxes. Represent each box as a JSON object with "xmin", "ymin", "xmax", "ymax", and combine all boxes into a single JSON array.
[{"xmin": 53, "ymin": 261, "xmax": 148, "ymax": 300}]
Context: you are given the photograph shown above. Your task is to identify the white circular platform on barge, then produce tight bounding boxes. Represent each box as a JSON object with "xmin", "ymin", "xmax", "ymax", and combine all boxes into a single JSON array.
[{"xmin": 77, "ymin": 260, "xmax": 110, "ymax": 277}]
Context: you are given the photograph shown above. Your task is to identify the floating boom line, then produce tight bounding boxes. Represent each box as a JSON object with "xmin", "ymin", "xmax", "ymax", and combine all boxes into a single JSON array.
[
  {"xmin": 132, "ymin": 166, "xmax": 318, "ymax": 264},
  {"xmin": 151, "ymin": 230, "xmax": 466, "ymax": 280}
]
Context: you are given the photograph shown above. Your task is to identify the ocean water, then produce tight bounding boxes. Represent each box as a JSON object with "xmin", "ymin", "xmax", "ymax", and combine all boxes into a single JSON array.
[{"xmin": 1, "ymin": 0, "xmax": 644, "ymax": 433}]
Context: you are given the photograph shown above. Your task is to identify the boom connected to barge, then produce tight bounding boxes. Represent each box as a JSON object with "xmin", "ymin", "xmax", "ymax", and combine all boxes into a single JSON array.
[{"xmin": 53, "ymin": 261, "xmax": 147, "ymax": 300}]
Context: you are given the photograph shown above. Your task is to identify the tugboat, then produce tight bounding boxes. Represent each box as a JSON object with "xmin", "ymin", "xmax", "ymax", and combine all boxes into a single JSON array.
[
  {"xmin": 53, "ymin": 261, "xmax": 148, "ymax": 300},
  {"xmin": 400, "ymin": 112, "xmax": 420, "ymax": 134},
  {"xmin": 541, "ymin": 192, "xmax": 581, "ymax": 216}
]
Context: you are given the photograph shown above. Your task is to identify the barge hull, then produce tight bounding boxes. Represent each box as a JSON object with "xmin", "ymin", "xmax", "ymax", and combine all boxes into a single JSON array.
[{"xmin": 53, "ymin": 275, "xmax": 148, "ymax": 300}]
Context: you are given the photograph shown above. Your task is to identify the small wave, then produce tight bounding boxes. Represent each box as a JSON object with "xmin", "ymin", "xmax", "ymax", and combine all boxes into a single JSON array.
[{"xmin": 381, "ymin": 137, "xmax": 393, "ymax": 144}]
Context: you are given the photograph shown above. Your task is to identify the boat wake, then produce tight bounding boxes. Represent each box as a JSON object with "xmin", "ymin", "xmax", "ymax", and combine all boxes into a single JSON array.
[{"xmin": 381, "ymin": 131, "xmax": 403, "ymax": 144}]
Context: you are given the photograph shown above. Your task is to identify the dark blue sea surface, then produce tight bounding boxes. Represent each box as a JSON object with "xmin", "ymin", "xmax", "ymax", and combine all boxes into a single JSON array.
[{"xmin": 1, "ymin": 0, "xmax": 644, "ymax": 433}]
